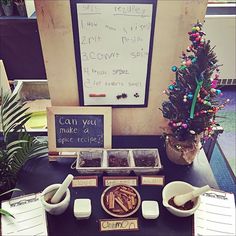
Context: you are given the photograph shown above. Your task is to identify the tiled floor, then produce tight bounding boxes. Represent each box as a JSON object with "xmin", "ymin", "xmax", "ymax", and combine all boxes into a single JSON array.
[
  {"xmin": 209, "ymin": 87, "xmax": 235, "ymax": 196},
  {"xmin": 217, "ymin": 87, "xmax": 236, "ymax": 177},
  {"xmin": 210, "ymin": 143, "xmax": 236, "ymax": 195}
]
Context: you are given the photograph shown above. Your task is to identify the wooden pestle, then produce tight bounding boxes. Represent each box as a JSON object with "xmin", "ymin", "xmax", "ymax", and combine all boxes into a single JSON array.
[
  {"xmin": 51, "ymin": 174, "xmax": 74, "ymax": 204},
  {"xmin": 173, "ymin": 185, "xmax": 210, "ymax": 207}
]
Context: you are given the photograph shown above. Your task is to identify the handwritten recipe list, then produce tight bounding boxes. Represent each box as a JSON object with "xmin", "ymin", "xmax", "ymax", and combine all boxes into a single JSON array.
[{"xmin": 76, "ymin": 4, "xmax": 153, "ymax": 105}]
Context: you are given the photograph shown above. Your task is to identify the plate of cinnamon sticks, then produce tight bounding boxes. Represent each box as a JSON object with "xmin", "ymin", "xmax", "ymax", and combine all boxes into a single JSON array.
[{"xmin": 101, "ymin": 185, "xmax": 141, "ymax": 218}]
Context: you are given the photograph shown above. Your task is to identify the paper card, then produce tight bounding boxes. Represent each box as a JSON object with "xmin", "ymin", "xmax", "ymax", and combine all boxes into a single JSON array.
[
  {"xmin": 194, "ymin": 189, "xmax": 235, "ymax": 236},
  {"xmin": 99, "ymin": 218, "xmax": 139, "ymax": 232},
  {"xmin": 141, "ymin": 175, "xmax": 164, "ymax": 186},
  {"xmin": 103, "ymin": 176, "xmax": 138, "ymax": 186},
  {"xmin": 1, "ymin": 193, "xmax": 48, "ymax": 236},
  {"xmin": 72, "ymin": 176, "xmax": 98, "ymax": 187}
]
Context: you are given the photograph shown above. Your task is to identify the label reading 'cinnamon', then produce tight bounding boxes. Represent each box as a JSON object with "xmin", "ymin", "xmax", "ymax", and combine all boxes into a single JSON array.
[
  {"xmin": 103, "ymin": 177, "xmax": 138, "ymax": 187},
  {"xmin": 99, "ymin": 218, "xmax": 139, "ymax": 232}
]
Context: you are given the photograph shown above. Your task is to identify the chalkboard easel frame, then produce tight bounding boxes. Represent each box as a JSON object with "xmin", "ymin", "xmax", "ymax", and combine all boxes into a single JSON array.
[
  {"xmin": 70, "ymin": 0, "xmax": 158, "ymax": 108},
  {"xmin": 47, "ymin": 106, "xmax": 112, "ymax": 158}
]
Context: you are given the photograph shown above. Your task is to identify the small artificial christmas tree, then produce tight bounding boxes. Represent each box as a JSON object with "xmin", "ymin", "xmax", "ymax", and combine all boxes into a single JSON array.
[{"xmin": 161, "ymin": 21, "xmax": 229, "ymax": 144}]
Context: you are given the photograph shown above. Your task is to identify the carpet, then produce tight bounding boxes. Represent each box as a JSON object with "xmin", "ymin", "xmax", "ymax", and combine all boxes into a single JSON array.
[
  {"xmin": 210, "ymin": 142, "xmax": 236, "ymax": 196},
  {"xmin": 217, "ymin": 87, "xmax": 236, "ymax": 177}
]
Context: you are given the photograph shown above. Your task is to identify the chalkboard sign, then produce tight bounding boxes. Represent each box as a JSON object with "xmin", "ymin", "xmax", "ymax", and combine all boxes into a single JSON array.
[
  {"xmin": 70, "ymin": 0, "xmax": 157, "ymax": 107},
  {"xmin": 47, "ymin": 107, "xmax": 112, "ymax": 153},
  {"xmin": 55, "ymin": 114, "xmax": 104, "ymax": 148}
]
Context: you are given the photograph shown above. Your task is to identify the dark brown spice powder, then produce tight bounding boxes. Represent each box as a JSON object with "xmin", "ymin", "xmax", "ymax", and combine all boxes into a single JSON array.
[{"xmin": 168, "ymin": 196, "xmax": 194, "ymax": 210}]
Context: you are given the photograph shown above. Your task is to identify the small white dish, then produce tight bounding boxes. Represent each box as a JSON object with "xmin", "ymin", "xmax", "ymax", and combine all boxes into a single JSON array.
[
  {"xmin": 41, "ymin": 184, "xmax": 70, "ymax": 215},
  {"xmin": 74, "ymin": 199, "xmax": 91, "ymax": 219},
  {"xmin": 142, "ymin": 200, "xmax": 159, "ymax": 219}
]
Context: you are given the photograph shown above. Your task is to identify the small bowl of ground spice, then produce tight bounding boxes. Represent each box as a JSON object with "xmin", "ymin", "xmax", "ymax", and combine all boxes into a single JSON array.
[{"xmin": 162, "ymin": 181, "xmax": 201, "ymax": 217}]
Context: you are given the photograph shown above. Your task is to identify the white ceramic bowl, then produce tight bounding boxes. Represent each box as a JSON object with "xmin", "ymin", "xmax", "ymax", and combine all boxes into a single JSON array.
[
  {"xmin": 41, "ymin": 183, "xmax": 70, "ymax": 215},
  {"xmin": 162, "ymin": 181, "xmax": 200, "ymax": 217}
]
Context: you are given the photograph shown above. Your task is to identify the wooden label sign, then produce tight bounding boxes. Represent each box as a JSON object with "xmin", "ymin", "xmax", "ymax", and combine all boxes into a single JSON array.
[
  {"xmin": 72, "ymin": 176, "xmax": 98, "ymax": 187},
  {"xmin": 141, "ymin": 175, "xmax": 164, "ymax": 186},
  {"xmin": 99, "ymin": 218, "xmax": 139, "ymax": 232},
  {"xmin": 47, "ymin": 106, "xmax": 112, "ymax": 153},
  {"xmin": 70, "ymin": 0, "xmax": 157, "ymax": 107},
  {"xmin": 103, "ymin": 176, "xmax": 138, "ymax": 187}
]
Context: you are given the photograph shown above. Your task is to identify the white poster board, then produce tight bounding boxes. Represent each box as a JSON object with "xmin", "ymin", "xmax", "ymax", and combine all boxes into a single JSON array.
[
  {"xmin": 0, "ymin": 60, "xmax": 11, "ymax": 95},
  {"xmin": 36, "ymin": 0, "xmax": 208, "ymax": 135},
  {"xmin": 25, "ymin": 0, "xmax": 36, "ymax": 17},
  {"xmin": 72, "ymin": 3, "xmax": 156, "ymax": 106}
]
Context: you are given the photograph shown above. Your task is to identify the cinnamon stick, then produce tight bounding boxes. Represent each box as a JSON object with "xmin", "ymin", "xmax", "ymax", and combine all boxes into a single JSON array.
[
  {"xmin": 131, "ymin": 196, "xmax": 135, "ymax": 206},
  {"xmin": 127, "ymin": 200, "xmax": 133, "ymax": 210},
  {"xmin": 109, "ymin": 192, "xmax": 115, "ymax": 209},
  {"xmin": 115, "ymin": 198, "xmax": 129, "ymax": 212},
  {"xmin": 120, "ymin": 188, "xmax": 136, "ymax": 197}
]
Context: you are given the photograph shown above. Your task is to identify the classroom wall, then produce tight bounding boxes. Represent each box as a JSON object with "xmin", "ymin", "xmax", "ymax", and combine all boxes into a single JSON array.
[
  {"xmin": 204, "ymin": 15, "xmax": 236, "ymax": 81},
  {"xmin": 35, "ymin": 0, "xmax": 208, "ymax": 135}
]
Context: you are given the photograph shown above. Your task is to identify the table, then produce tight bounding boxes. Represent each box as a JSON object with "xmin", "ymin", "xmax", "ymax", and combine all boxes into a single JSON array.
[{"xmin": 14, "ymin": 136, "xmax": 218, "ymax": 236}]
